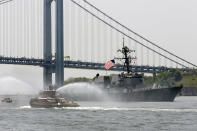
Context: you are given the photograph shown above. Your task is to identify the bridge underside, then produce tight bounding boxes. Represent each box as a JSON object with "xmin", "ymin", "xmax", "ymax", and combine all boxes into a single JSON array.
[{"xmin": 0, "ymin": 57, "xmax": 188, "ymax": 73}]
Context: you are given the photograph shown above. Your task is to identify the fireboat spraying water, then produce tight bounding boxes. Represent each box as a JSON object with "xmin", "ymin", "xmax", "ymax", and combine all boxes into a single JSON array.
[
  {"xmin": 29, "ymin": 85, "xmax": 79, "ymax": 108},
  {"xmin": 57, "ymin": 82, "xmax": 111, "ymax": 101}
]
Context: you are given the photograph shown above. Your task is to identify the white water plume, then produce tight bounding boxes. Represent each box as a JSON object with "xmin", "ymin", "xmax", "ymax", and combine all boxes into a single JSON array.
[
  {"xmin": 0, "ymin": 76, "xmax": 39, "ymax": 95},
  {"xmin": 57, "ymin": 82, "xmax": 110, "ymax": 101}
]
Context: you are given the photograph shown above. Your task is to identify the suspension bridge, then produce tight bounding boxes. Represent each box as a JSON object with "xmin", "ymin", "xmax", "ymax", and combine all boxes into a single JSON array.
[{"xmin": 0, "ymin": 0, "xmax": 196, "ymax": 89}]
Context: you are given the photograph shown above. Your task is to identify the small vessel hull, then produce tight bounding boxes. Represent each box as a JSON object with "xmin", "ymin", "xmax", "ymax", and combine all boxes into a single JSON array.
[
  {"xmin": 29, "ymin": 89, "xmax": 80, "ymax": 108},
  {"xmin": 30, "ymin": 99, "xmax": 79, "ymax": 108},
  {"xmin": 1, "ymin": 98, "xmax": 12, "ymax": 103}
]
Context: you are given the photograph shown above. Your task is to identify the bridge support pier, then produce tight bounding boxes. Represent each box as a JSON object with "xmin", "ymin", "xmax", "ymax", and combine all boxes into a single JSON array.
[
  {"xmin": 55, "ymin": 0, "xmax": 64, "ymax": 87},
  {"xmin": 55, "ymin": 0, "xmax": 64, "ymax": 88},
  {"xmin": 43, "ymin": 0, "xmax": 52, "ymax": 90},
  {"xmin": 43, "ymin": 0, "xmax": 64, "ymax": 89}
]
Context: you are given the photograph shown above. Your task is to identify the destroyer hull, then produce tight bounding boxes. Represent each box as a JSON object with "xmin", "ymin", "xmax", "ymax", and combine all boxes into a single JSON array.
[
  {"xmin": 109, "ymin": 86, "xmax": 183, "ymax": 102},
  {"xmin": 63, "ymin": 86, "xmax": 182, "ymax": 102}
]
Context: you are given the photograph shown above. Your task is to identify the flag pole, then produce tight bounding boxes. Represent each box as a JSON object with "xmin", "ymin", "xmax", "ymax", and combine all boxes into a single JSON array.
[{"xmin": 105, "ymin": 70, "xmax": 108, "ymax": 75}]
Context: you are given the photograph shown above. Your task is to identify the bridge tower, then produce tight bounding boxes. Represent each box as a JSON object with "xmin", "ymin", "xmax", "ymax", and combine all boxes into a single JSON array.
[{"xmin": 43, "ymin": 0, "xmax": 64, "ymax": 89}]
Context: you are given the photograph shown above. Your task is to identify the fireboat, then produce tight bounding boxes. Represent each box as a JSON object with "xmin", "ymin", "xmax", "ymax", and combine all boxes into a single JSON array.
[{"xmin": 30, "ymin": 85, "xmax": 79, "ymax": 108}]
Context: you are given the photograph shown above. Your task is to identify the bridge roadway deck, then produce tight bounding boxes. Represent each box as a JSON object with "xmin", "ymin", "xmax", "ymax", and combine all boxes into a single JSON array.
[{"xmin": 0, "ymin": 57, "xmax": 186, "ymax": 73}]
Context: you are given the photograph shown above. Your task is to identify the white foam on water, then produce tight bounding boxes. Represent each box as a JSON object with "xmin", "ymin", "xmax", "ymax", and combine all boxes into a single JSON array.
[
  {"xmin": 18, "ymin": 105, "xmax": 197, "ymax": 112},
  {"xmin": 0, "ymin": 76, "xmax": 39, "ymax": 95},
  {"xmin": 19, "ymin": 106, "xmax": 31, "ymax": 109},
  {"xmin": 19, "ymin": 106, "xmax": 48, "ymax": 110},
  {"xmin": 61, "ymin": 107, "xmax": 197, "ymax": 112}
]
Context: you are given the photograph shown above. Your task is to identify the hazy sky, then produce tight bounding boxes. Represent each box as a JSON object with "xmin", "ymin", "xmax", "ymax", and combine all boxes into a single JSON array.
[
  {"xmin": 89, "ymin": 0, "xmax": 197, "ymax": 64},
  {"xmin": 0, "ymin": 0, "xmax": 197, "ymax": 89}
]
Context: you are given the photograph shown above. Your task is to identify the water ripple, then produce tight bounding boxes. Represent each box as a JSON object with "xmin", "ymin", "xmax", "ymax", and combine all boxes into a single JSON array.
[{"xmin": 23, "ymin": 106, "xmax": 197, "ymax": 112}]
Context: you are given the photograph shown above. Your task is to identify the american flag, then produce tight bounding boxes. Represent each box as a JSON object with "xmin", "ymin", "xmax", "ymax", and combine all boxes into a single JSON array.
[{"xmin": 104, "ymin": 60, "xmax": 116, "ymax": 70}]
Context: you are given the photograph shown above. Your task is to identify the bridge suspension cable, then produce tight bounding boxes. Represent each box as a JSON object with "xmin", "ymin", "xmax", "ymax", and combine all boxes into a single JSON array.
[
  {"xmin": 81, "ymin": 0, "xmax": 197, "ymax": 68},
  {"xmin": 0, "ymin": 0, "xmax": 13, "ymax": 5},
  {"xmin": 0, "ymin": 0, "xmax": 194, "ymax": 73},
  {"xmin": 70, "ymin": 0, "xmax": 188, "ymax": 68},
  {"xmin": 0, "ymin": 0, "xmax": 43, "ymax": 59},
  {"xmin": 0, "ymin": 0, "xmax": 195, "ymax": 72}
]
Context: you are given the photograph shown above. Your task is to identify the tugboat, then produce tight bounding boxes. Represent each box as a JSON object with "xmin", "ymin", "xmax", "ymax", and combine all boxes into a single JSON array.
[
  {"xmin": 92, "ymin": 38, "xmax": 183, "ymax": 102},
  {"xmin": 1, "ymin": 98, "xmax": 12, "ymax": 103},
  {"xmin": 30, "ymin": 85, "xmax": 79, "ymax": 108}
]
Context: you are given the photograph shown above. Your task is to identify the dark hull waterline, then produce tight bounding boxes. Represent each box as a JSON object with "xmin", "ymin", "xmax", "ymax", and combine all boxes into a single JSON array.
[
  {"xmin": 63, "ymin": 86, "xmax": 183, "ymax": 102},
  {"xmin": 111, "ymin": 86, "xmax": 183, "ymax": 102}
]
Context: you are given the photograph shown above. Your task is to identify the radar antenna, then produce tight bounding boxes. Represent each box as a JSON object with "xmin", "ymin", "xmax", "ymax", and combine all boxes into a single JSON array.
[{"xmin": 115, "ymin": 37, "xmax": 136, "ymax": 74}]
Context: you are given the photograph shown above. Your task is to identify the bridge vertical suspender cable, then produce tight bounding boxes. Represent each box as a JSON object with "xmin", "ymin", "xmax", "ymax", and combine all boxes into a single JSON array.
[
  {"xmin": 110, "ymin": 21, "xmax": 113, "ymax": 60},
  {"xmin": 116, "ymin": 30, "xmax": 119, "ymax": 60},
  {"xmin": 76, "ymin": 1, "xmax": 80, "ymax": 61},
  {"xmin": 77, "ymin": 0, "xmax": 81, "ymax": 61},
  {"xmin": 35, "ymin": 0, "xmax": 38, "ymax": 58},
  {"xmin": 24, "ymin": 0, "xmax": 27, "ymax": 58},
  {"xmin": 141, "ymin": 39, "xmax": 143, "ymax": 66},
  {"xmin": 33, "ymin": 0, "xmax": 37, "ymax": 58},
  {"xmin": 3, "ymin": 5, "xmax": 5, "ymax": 56},
  {"xmin": 0, "ymin": 5, "xmax": 3, "ymax": 56},
  {"xmin": 82, "ymin": 0, "xmax": 197, "ymax": 68},
  {"xmin": 0, "ymin": 0, "xmax": 13, "ymax": 5},
  {"xmin": 5, "ymin": 4, "xmax": 8, "ymax": 56},
  {"xmin": 76, "ymin": 0, "xmax": 79, "ymax": 60},
  {"xmin": 0, "ymin": 0, "xmax": 188, "ymax": 68},
  {"xmin": 71, "ymin": 0, "xmax": 187, "ymax": 68},
  {"xmin": 68, "ymin": 0, "xmax": 71, "ymax": 59},
  {"xmin": 81, "ymin": 0, "xmax": 84, "ymax": 61},
  {"xmin": 71, "ymin": 2, "xmax": 75, "ymax": 60},
  {"xmin": 102, "ymin": 15, "xmax": 106, "ymax": 62},
  {"xmin": 28, "ymin": 0, "xmax": 33, "ymax": 58},
  {"xmin": 7, "ymin": 2, "xmax": 10, "ymax": 57},
  {"xmin": 90, "ymin": 7, "xmax": 94, "ymax": 62},
  {"xmin": 153, "ymin": 45, "xmax": 155, "ymax": 67},
  {"xmin": 38, "ymin": 0, "xmax": 42, "ymax": 59},
  {"xmin": 1, "ymin": 4, "xmax": 4, "ymax": 56},
  {"xmin": 134, "ymin": 35, "xmax": 138, "ymax": 65},
  {"xmin": 16, "ymin": 1, "xmax": 19, "ymax": 57},
  {"xmin": 158, "ymin": 50, "xmax": 161, "ymax": 67},
  {"xmin": 164, "ymin": 53, "xmax": 167, "ymax": 67},
  {"xmin": 147, "ymin": 42, "xmax": 149, "ymax": 66},
  {"xmin": 13, "ymin": 0, "xmax": 17, "ymax": 57},
  {"xmin": 84, "ymin": 1, "xmax": 89, "ymax": 62},
  {"xmin": 70, "ymin": 0, "xmax": 188, "ymax": 68},
  {"xmin": 97, "ymin": 10, "xmax": 101, "ymax": 62}
]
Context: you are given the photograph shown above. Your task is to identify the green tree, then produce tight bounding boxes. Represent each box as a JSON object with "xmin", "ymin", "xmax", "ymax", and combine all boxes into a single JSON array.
[
  {"xmin": 174, "ymin": 71, "xmax": 182, "ymax": 82},
  {"xmin": 64, "ymin": 77, "xmax": 92, "ymax": 85}
]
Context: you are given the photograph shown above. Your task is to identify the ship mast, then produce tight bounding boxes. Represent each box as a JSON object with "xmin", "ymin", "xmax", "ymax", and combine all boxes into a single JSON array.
[{"xmin": 116, "ymin": 38, "xmax": 136, "ymax": 74}]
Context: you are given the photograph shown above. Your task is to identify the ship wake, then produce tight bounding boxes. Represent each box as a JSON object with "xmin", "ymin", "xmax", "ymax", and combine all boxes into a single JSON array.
[
  {"xmin": 62, "ymin": 107, "xmax": 197, "ymax": 112},
  {"xmin": 19, "ymin": 105, "xmax": 197, "ymax": 113}
]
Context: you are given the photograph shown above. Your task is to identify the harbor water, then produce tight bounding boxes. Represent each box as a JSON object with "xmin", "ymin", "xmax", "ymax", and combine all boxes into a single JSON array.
[{"xmin": 0, "ymin": 96, "xmax": 197, "ymax": 131}]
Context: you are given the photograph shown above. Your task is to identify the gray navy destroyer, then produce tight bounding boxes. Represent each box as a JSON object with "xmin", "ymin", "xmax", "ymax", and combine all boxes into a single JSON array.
[
  {"xmin": 92, "ymin": 39, "xmax": 183, "ymax": 102},
  {"xmin": 61, "ymin": 39, "xmax": 183, "ymax": 102}
]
